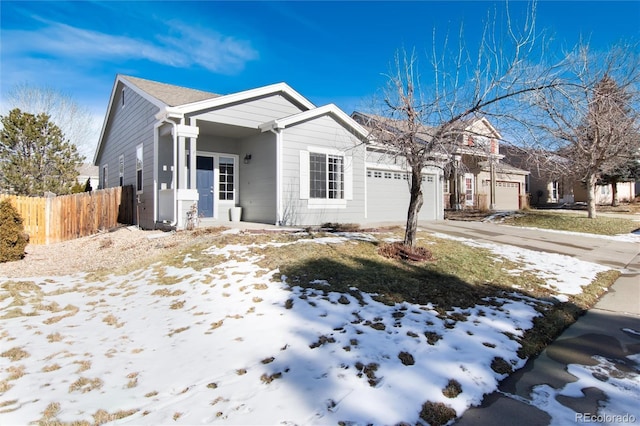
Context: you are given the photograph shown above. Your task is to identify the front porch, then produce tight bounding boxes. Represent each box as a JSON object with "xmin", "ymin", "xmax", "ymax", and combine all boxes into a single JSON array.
[{"xmin": 155, "ymin": 119, "xmax": 278, "ymax": 229}]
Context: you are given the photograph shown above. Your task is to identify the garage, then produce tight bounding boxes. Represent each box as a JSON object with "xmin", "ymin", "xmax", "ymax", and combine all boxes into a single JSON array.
[
  {"xmin": 366, "ymin": 170, "xmax": 439, "ymax": 222},
  {"xmin": 494, "ymin": 181, "xmax": 520, "ymax": 210}
]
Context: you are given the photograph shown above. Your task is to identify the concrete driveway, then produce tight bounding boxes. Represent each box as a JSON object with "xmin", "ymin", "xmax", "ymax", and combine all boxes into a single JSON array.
[{"xmin": 416, "ymin": 220, "xmax": 640, "ymax": 425}]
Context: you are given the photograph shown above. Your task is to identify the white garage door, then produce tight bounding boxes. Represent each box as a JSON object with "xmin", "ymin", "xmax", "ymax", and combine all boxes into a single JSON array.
[
  {"xmin": 494, "ymin": 181, "xmax": 520, "ymax": 210},
  {"xmin": 366, "ymin": 171, "xmax": 438, "ymax": 222}
]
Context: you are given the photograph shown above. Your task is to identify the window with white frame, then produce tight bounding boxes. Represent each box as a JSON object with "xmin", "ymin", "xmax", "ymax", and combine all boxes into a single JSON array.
[
  {"xmin": 374, "ymin": 171, "xmax": 382, "ymax": 178},
  {"xmin": 300, "ymin": 148, "xmax": 352, "ymax": 208},
  {"xmin": 551, "ymin": 180, "xmax": 558, "ymax": 200},
  {"xmin": 309, "ymin": 153, "xmax": 344, "ymax": 199},
  {"xmin": 136, "ymin": 144, "xmax": 143, "ymax": 193},
  {"xmin": 219, "ymin": 157, "xmax": 235, "ymax": 200},
  {"xmin": 119, "ymin": 155, "xmax": 124, "ymax": 186}
]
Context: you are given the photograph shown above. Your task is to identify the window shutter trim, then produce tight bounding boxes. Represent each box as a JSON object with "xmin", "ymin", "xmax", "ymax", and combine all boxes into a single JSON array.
[
  {"xmin": 345, "ymin": 155, "xmax": 353, "ymax": 200},
  {"xmin": 300, "ymin": 151, "xmax": 310, "ymax": 199}
]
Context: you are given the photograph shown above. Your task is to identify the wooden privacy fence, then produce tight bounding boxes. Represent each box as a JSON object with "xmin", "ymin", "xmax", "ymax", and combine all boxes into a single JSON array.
[{"xmin": 0, "ymin": 186, "xmax": 134, "ymax": 245}]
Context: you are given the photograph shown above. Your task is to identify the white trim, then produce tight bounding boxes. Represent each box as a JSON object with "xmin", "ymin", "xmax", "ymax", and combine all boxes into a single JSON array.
[
  {"xmin": 299, "ymin": 150, "xmax": 309, "ymax": 200},
  {"xmin": 176, "ymin": 82, "xmax": 315, "ymax": 115},
  {"xmin": 464, "ymin": 173, "xmax": 475, "ymax": 206},
  {"xmin": 136, "ymin": 144, "xmax": 144, "ymax": 194},
  {"xmin": 275, "ymin": 130, "xmax": 284, "ymax": 225},
  {"xmin": 302, "ymin": 147, "xmax": 350, "ymax": 209},
  {"xmin": 260, "ymin": 104, "xmax": 369, "ymax": 140},
  {"xmin": 307, "ymin": 198, "xmax": 347, "ymax": 209},
  {"xmin": 195, "ymin": 151, "xmax": 240, "ymax": 220}
]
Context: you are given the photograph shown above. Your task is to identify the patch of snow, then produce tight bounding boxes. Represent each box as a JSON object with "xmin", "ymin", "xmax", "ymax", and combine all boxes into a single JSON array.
[
  {"xmin": 432, "ymin": 233, "xmax": 609, "ymax": 298},
  {"xmin": 0, "ymin": 233, "xmax": 616, "ymax": 425},
  {"xmin": 530, "ymin": 355, "xmax": 640, "ymax": 425}
]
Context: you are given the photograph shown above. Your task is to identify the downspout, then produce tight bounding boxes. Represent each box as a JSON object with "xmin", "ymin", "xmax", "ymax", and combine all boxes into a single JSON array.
[{"xmin": 265, "ymin": 127, "xmax": 283, "ymax": 226}]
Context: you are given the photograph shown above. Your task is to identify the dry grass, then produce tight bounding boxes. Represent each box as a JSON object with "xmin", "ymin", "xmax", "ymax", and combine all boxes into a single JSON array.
[
  {"xmin": 398, "ymin": 351, "xmax": 415, "ymax": 366},
  {"xmin": 442, "ymin": 379, "xmax": 463, "ymax": 398},
  {"xmin": 419, "ymin": 401, "xmax": 457, "ymax": 426},
  {"xmin": 93, "ymin": 409, "xmax": 138, "ymax": 425},
  {"xmin": 68, "ymin": 377, "xmax": 103, "ymax": 393},
  {"xmin": 47, "ymin": 332, "xmax": 64, "ymax": 343},
  {"xmin": 74, "ymin": 360, "xmax": 92, "ymax": 373},
  {"xmin": 126, "ymin": 372, "xmax": 139, "ymax": 388},
  {"xmin": 42, "ymin": 363, "xmax": 62, "ymax": 372},
  {"xmin": 151, "ymin": 289, "xmax": 185, "ymax": 297},
  {"xmin": 43, "ymin": 304, "xmax": 79, "ymax": 324},
  {"xmin": 168, "ymin": 326, "xmax": 189, "ymax": 337},
  {"xmin": 102, "ymin": 314, "xmax": 124, "ymax": 328},
  {"xmin": 1, "ymin": 346, "xmax": 29, "ymax": 361},
  {"xmin": 6, "ymin": 365, "xmax": 25, "ymax": 380},
  {"xmin": 503, "ymin": 211, "xmax": 639, "ymax": 235},
  {"xmin": 169, "ymin": 300, "xmax": 185, "ymax": 309}
]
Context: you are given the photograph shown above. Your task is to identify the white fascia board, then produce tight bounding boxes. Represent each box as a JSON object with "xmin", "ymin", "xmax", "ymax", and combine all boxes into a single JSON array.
[
  {"xmin": 261, "ymin": 104, "xmax": 370, "ymax": 140},
  {"xmin": 94, "ymin": 75, "xmax": 168, "ymax": 165},
  {"xmin": 175, "ymin": 82, "xmax": 316, "ymax": 115}
]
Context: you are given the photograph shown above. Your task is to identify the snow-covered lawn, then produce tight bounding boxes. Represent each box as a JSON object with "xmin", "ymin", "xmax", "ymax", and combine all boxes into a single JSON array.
[{"xmin": 0, "ymin": 231, "xmax": 636, "ymax": 425}]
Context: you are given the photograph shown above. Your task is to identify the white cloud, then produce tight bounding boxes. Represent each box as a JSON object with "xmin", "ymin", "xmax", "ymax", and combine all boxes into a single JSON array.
[{"xmin": 2, "ymin": 20, "xmax": 259, "ymax": 74}]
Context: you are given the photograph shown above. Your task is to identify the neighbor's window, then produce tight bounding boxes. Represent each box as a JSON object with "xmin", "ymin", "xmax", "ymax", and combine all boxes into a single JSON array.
[
  {"xmin": 136, "ymin": 144, "xmax": 143, "ymax": 193},
  {"xmin": 119, "ymin": 155, "xmax": 124, "ymax": 186},
  {"xmin": 219, "ymin": 157, "xmax": 235, "ymax": 200},
  {"xmin": 309, "ymin": 153, "xmax": 344, "ymax": 199}
]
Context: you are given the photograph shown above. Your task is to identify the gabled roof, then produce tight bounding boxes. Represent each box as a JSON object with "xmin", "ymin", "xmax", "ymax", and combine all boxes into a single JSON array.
[
  {"xmin": 260, "ymin": 104, "xmax": 369, "ymax": 141},
  {"xmin": 120, "ymin": 75, "xmax": 220, "ymax": 107}
]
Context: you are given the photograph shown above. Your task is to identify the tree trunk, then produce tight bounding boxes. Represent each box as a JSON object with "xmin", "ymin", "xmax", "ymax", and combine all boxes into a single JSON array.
[
  {"xmin": 404, "ymin": 167, "xmax": 424, "ymax": 247},
  {"xmin": 586, "ymin": 173, "xmax": 598, "ymax": 218},
  {"xmin": 610, "ymin": 179, "xmax": 619, "ymax": 207}
]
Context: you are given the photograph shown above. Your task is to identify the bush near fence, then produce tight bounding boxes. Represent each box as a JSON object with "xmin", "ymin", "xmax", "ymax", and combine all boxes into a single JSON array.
[{"xmin": 0, "ymin": 186, "xmax": 134, "ymax": 245}]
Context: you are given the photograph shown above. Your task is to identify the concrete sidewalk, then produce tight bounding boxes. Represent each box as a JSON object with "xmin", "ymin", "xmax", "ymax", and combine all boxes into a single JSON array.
[{"xmin": 415, "ymin": 221, "xmax": 640, "ymax": 425}]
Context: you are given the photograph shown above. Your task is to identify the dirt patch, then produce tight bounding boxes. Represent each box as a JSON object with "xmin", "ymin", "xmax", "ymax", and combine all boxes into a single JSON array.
[{"xmin": 0, "ymin": 226, "xmax": 213, "ymax": 278}]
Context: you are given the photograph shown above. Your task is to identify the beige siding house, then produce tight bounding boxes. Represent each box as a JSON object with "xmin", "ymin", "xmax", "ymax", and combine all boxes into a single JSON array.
[{"xmin": 94, "ymin": 75, "xmax": 444, "ymax": 229}]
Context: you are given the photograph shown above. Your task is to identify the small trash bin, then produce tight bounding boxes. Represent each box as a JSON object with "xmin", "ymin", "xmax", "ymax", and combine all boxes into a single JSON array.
[{"xmin": 229, "ymin": 207, "xmax": 242, "ymax": 222}]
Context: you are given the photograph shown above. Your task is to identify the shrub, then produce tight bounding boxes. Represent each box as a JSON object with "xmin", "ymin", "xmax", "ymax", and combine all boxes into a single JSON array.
[{"xmin": 0, "ymin": 200, "xmax": 28, "ymax": 262}]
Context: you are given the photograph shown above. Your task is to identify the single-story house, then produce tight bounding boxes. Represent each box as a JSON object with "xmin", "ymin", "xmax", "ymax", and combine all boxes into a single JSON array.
[
  {"xmin": 94, "ymin": 75, "xmax": 444, "ymax": 229},
  {"xmin": 352, "ymin": 112, "xmax": 529, "ymax": 211}
]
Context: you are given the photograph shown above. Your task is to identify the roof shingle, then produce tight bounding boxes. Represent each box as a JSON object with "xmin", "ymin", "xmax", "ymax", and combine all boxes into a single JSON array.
[{"xmin": 120, "ymin": 75, "xmax": 220, "ymax": 107}]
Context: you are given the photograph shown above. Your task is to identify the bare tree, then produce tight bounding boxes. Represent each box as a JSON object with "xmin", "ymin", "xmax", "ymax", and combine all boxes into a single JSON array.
[
  {"xmin": 363, "ymin": 1, "xmax": 562, "ymax": 247},
  {"xmin": 3, "ymin": 83, "xmax": 97, "ymax": 160},
  {"xmin": 529, "ymin": 44, "xmax": 640, "ymax": 217}
]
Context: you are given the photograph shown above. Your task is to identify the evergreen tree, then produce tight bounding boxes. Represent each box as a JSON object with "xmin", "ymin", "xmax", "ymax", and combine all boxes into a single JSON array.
[{"xmin": 0, "ymin": 108, "xmax": 83, "ymax": 196}]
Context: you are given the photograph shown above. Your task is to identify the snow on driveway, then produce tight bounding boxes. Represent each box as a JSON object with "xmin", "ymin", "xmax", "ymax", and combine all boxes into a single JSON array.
[{"xmin": 0, "ymin": 233, "xmax": 635, "ymax": 425}]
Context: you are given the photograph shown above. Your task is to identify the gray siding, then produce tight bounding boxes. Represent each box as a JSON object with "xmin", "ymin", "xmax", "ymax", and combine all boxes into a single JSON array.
[
  {"xmin": 281, "ymin": 115, "xmax": 366, "ymax": 226},
  {"xmin": 192, "ymin": 94, "xmax": 304, "ymax": 129},
  {"xmin": 96, "ymin": 83, "xmax": 159, "ymax": 228},
  {"xmin": 197, "ymin": 136, "xmax": 242, "ymax": 155},
  {"xmin": 238, "ymin": 133, "xmax": 277, "ymax": 223}
]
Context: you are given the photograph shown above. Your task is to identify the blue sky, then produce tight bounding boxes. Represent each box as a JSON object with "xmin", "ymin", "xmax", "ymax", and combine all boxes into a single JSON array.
[{"xmin": 1, "ymin": 0, "xmax": 639, "ymax": 146}]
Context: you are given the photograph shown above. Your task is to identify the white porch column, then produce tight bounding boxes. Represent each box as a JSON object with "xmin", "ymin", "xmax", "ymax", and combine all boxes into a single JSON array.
[{"xmin": 172, "ymin": 124, "xmax": 200, "ymax": 228}]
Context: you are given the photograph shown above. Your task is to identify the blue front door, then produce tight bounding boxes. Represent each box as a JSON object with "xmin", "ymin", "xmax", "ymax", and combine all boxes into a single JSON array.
[{"xmin": 196, "ymin": 156, "xmax": 214, "ymax": 217}]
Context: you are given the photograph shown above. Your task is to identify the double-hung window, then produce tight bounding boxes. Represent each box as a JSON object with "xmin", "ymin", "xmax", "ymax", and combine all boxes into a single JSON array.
[
  {"xmin": 310, "ymin": 153, "xmax": 344, "ymax": 199},
  {"xmin": 301, "ymin": 148, "xmax": 351, "ymax": 208}
]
